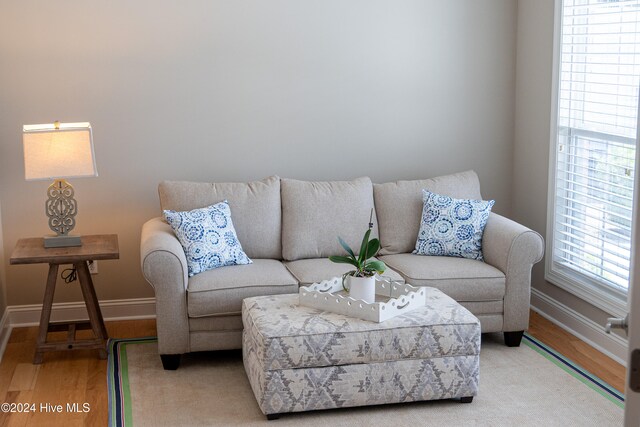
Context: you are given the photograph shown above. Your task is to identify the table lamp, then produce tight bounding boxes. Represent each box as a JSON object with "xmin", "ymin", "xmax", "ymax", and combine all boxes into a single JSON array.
[{"xmin": 22, "ymin": 121, "xmax": 97, "ymax": 248}]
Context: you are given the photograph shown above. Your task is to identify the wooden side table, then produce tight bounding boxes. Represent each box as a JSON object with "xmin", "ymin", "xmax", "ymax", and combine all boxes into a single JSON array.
[{"xmin": 10, "ymin": 234, "xmax": 119, "ymax": 364}]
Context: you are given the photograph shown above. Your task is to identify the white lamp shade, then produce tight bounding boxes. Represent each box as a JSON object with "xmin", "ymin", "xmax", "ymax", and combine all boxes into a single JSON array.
[{"xmin": 23, "ymin": 122, "xmax": 97, "ymax": 181}]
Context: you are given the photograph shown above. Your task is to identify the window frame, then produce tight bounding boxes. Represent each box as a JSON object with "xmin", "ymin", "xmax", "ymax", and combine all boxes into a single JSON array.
[{"xmin": 546, "ymin": 0, "xmax": 633, "ymax": 318}]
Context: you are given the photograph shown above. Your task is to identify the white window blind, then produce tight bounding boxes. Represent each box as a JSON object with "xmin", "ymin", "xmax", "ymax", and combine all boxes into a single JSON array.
[{"xmin": 551, "ymin": 0, "xmax": 640, "ymax": 303}]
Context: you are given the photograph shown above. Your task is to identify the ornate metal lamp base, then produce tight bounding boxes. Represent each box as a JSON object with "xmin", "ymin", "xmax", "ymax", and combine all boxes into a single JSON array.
[
  {"xmin": 44, "ymin": 235, "xmax": 82, "ymax": 248},
  {"xmin": 43, "ymin": 178, "xmax": 82, "ymax": 248}
]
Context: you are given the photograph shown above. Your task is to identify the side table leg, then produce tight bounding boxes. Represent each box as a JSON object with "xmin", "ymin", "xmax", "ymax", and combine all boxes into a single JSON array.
[
  {"xmin": 76, "ymin": 262, "xmax": 108, "ymax": 359},
  {"xmin": 34, "ymin": 264, "xmax": 59, "ymax": 364}
]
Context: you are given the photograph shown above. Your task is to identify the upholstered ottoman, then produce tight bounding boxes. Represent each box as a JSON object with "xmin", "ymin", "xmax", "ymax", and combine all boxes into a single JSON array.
[{"xmin": 242, "ymin": 287, "xmax": 480, "ymax": 419}]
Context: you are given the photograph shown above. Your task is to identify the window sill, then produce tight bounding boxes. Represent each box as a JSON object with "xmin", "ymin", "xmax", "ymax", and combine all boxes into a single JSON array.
[{"xmin": 545, "ymin": 264, "xmax": 627, "ymax": 318}]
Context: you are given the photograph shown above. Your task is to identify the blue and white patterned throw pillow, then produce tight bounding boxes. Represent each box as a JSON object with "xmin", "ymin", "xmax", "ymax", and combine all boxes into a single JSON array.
[
  {"xmin": 413, "ymin": 190, "xmax": 495, "ymax": 261},
  {"xmin": 163, "ymin": 201, "xmax": 252, "ymax": 277}
]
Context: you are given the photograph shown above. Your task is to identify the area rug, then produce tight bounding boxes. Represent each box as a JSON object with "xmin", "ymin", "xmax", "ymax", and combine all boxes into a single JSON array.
[{"xmin": 107, "ymin": 333, "xmax": 624, "ymax": 426}]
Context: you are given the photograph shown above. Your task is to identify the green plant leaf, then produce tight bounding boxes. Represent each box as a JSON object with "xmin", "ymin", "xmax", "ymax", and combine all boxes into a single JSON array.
[
  {"xmin": 329, "ymin": 255, "xmax": 358, "ymax": 267},
  {"xmin": 366, "ymin": 238, "xmax": 380, "ymax": 258},
  {"xmin": 338, "ymin": 236, "xmax": 355, "ymax": 258},
  {"xmin": 365, "ymin": 260, "xmax": 386, "ymax": 273},
  {"xmin": 357, "ymin": 229, "xmax": 371, "ymax": 265}
]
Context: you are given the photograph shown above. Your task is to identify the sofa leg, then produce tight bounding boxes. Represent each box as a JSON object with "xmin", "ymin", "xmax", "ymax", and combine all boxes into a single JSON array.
[
  {"xmin": 160, "ymin": 354, "xmax": 181, "ymax": 370},
  {"xmin": 460, "ymin": 396, "xmax": 473, "ymax": 403},
  {"xmin": 266, "ymin": 413, "xmax": 281, "ymax": 420},
  {"xmin": 504, "ymin": 331, "xmax": 524, "ymax": 347}
]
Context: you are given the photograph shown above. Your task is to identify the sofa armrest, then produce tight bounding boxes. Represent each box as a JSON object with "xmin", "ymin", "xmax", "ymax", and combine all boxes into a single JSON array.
[
  {"xmin": 140, "ymin": 217, "xmax": 190, "ymax": 354},
  {"xmin": 482, "ymin": 213, "xmax": 544, "ymax": 332}
]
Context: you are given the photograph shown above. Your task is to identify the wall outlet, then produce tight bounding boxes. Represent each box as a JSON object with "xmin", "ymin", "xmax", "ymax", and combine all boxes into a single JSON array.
[{"xmin": 88, "ymin": 261, "xmax": 98, "ymax": 275}]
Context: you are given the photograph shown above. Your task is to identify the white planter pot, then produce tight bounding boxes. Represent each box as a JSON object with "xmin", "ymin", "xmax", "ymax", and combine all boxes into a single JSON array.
[{"xmin": 348, "ymin": 276, "xmax": 376, "ymax": 303}]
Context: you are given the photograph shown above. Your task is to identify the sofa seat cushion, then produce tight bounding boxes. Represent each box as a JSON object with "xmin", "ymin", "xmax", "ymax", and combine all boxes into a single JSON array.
[
  {"xmin": 187, "ymin": 259, "xmax": 299, "ymax": 317},
  {"xmin": 284, "ymin": 257, "xmax": 404, "ymax": 285},
  {"xmin": 379, "ymin": 254, "xmax": 505, "ymax": 301}
]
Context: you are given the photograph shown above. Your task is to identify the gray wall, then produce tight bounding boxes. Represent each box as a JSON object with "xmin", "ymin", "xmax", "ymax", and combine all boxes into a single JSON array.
[
  {"xmin": 514, "ymin": 0, "xmax": 616, "ymax": 326},
  {"xmin": 0, "ymin": 0, "xmax": 518, "ymax": 306},
  {"xmin": 0, "ymin": 201, "xmax": 6, "ymax": 317}
]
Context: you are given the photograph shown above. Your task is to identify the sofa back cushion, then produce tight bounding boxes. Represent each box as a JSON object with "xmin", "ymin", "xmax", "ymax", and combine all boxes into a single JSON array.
[
  {"xmin": 158, "ymin": 176, "xmax": 282, "ymax": 259},
  {"xmin": 373, "ymin": 170, "xmax": 482, "ymax": 255},
  {"xmin": 281, "ymin": 177, "xmax": 378, "ymax": 261}
]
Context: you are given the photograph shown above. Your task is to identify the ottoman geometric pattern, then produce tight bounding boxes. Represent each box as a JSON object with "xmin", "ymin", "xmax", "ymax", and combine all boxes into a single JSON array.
[{"xmin": 242, "ymin": 288, "xmax": 481, "ymax": 416}]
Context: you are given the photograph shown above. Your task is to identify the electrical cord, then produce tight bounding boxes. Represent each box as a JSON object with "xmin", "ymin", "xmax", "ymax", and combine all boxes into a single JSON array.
[
  {"xmin": 61, "ymin": 260, "xmax": 94, "ymax": 283},
  {"xmin": 61, "ymin": 266, "xmax": 77, "ymax": 283}
]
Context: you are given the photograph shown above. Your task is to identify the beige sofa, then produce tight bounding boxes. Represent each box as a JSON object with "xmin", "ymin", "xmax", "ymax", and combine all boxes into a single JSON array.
[{"xmin": 140, "ymin": 171, "xmax": 544, "ymax": 370}]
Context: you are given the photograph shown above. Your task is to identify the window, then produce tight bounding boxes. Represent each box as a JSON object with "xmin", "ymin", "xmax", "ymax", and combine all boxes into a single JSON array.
[{"xmin": 548, "ymin": 0, "xmax": 640, "ymax": 315}]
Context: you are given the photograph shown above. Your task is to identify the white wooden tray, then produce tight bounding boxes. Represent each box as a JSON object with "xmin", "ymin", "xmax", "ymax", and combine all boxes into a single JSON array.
[{"xmin": 298, "ymin": 276, "xmax": 426, "ymax": 322}]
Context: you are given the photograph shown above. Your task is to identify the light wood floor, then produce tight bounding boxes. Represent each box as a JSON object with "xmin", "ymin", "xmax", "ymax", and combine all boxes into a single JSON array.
[
  {"xmin": 527, "ymin": 311, "xmax": 626, "ymax": 392},
  {"xmin": 0, "ymin": 312, "xmax": 626, "ymax": 426}
]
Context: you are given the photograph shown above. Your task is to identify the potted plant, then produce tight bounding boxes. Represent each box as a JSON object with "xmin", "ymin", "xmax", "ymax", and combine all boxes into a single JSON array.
[{"xmin": 329, "ymin": 213, "xmax": 386, "ymax": 303}]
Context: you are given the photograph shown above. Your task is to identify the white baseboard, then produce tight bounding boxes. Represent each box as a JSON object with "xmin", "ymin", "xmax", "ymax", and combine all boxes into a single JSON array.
[
  {"xmin": 7, "ymin": 297, "xmax": 156, "ymax": 327},
  {"xmin": 0, "ymin": 309, "xmax": 11, "ymax": 364},
  {"xmin": 530, "ymin": 288, "xmax": 628, "ymax": 366}
]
